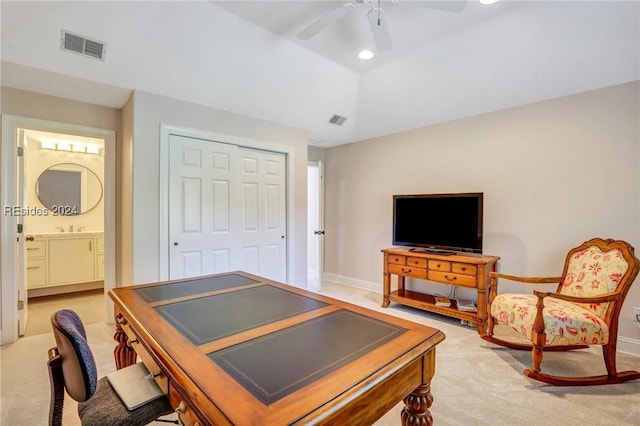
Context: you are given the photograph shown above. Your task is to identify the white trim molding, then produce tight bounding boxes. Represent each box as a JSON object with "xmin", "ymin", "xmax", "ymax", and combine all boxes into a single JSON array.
[
  {"xmin": 618, "ymin": 336, "xmax": 640, "ymax": 357},
  {"xmin": 0, "ymin": 115, "xmax": 116, "ymax": 345},
  {"xmin": 158, "ymin": 123, "xmax": 297, "ymax": 284},
  {"xmin": 323, "ymin": 272, "xmax": 381, "ymax": 294}
]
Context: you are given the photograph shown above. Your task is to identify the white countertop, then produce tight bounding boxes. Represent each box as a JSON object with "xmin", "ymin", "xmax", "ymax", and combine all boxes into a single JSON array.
[{"xmin": 27, "ymin": 232, "xmax": 104, "ymax": 239}]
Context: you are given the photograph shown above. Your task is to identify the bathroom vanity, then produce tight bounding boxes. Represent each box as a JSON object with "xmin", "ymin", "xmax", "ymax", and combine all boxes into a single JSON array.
[{"xmin": 26, "ymin": 232, "xmax": 104, "ymax": 293}]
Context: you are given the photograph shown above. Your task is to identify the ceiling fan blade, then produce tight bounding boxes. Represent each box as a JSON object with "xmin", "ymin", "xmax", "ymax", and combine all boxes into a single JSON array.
[
  {"xmin": 367, "ymin": 8, "xmax": 392, "ymax": 53},
  {"xmin": 410, "ymin": 1, "xmax": 468, "ymax": 13},
  {"xmin": 297, "ymin": 3, "xmax": 356, "ymax": 40}
]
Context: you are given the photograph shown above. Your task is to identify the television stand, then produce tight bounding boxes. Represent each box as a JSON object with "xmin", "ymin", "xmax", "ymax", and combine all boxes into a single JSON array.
[{"xmin": 382, "ymin": 247, "xmax": 500, "ymax": 335}]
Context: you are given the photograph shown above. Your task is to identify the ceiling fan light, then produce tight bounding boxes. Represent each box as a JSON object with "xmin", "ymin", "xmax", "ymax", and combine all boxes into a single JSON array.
[{"xmin": 358, "ymin": 49, "xmax": 375, "ymax": 60}]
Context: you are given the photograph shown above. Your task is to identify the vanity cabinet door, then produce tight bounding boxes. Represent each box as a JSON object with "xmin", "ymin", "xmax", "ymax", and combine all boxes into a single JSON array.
[{"xmin": 49, "ymin": 238, "xmax": 95, "ymax": 285}]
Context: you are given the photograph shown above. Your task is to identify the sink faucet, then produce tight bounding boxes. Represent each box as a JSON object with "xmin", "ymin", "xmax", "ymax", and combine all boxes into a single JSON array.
[
  {"xmin": 69, "ymin": 224, "xmax": 73, "ymax": 232},
  {"xmin": 55, "ymin": 227, "xmax": 65, "ymax": 233}
]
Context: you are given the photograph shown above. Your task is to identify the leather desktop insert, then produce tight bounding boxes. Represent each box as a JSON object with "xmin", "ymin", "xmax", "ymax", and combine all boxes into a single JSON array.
[
  {"xmin": 134, "ymin": 274, "xmax": 408, "ymax": 405},
  {"xmin": 210, "ymin": 310, "xmax": 407, "ymax": 404}
]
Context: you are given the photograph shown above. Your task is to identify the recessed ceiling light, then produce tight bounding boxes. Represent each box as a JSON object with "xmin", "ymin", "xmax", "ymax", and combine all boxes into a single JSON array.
[
  {"xmin": 478, "ymin": 0, "xmax": 499, "ymax": 4},
  {"xmin": 358, "ymin": 49, "xmax": 375, "ymax": 60}
]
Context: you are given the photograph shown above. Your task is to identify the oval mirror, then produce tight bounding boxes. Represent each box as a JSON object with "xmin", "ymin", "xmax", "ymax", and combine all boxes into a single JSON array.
[{"xmin": 36, "ymin": 163, "xmax": 103, "ymax": 215}]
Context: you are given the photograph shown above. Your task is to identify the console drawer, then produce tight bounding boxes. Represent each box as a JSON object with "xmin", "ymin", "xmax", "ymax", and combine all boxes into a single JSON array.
[
  {"xmin": 428, "ymin": 270, "xmax": 476, "ymax": 287},
  {"xmin": 428, "ymin": 260, "xmax": 451, "ymax": 272},
  {"xmin": 389, "ymin": 263, "xmax": 427, "ymax": 279},
  {"xmin": 406, "ymin": 257, "xmax": 427, "ymax": 268},
  {"xmin": 452, "ymin": 263, "xmax": 477, "ymax": 276},
  {"xmin": 388, "ymin": 255, "xmax": 406, "ymax": 265}
]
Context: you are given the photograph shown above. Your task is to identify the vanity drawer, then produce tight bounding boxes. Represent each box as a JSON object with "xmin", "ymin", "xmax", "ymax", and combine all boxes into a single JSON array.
[
  {"xmin": 428, "ymin": 270, "xmax": 476, "ymax": 288},
  {"xmin": 26, "ymin": 258, "xmax": 47, "ymax": 288},
  {"xmin": 26, "ymin": 240, "xmax": 46, "ymax": 258},
  {"xmin": 389, "ymin": 263, "xmax": 427, "ymax": 279},
  {"xmin": 96, "ymin": 237, "xmax": 105, "ymax": 255}
]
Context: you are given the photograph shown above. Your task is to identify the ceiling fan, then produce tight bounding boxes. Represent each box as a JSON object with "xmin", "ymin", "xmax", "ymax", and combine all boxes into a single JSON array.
[{"xmin": 296, "ymin": 0, "xmax": 469, "ymax": 54}]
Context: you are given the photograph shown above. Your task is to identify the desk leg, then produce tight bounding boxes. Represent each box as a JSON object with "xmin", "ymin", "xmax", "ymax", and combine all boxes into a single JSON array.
[
  {"xmin": 113, "ymin": 316, "xmax": 137, "ymax": 370},
  {"xmin": 401, "ymin": 351, "xmax": 435, "ymax": 426}
]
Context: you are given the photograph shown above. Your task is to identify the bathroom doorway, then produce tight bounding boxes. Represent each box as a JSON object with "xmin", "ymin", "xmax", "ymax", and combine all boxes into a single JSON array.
[
  {"xmin": 21, "ymin": 129, "xmax": 106, "ymax": 335},
  {"xmin": 1, "ymin": 115, "xmax": 116, "ymax": 344}
]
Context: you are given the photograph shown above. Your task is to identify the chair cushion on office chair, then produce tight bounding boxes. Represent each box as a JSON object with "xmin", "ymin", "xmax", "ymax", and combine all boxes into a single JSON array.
[
  {"xmin": 78, "ymin": 377, "xmax": 173, "ymax": 426},
  {"xmin": 490, "ymin": 294, "xmax": 609, "ymax": 346}
]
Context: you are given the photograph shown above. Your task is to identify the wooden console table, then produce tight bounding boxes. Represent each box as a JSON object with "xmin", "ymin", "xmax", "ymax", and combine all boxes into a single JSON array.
[{"xmin": 382, "ymin": 248, "xmax": 499, "ymax": 335}]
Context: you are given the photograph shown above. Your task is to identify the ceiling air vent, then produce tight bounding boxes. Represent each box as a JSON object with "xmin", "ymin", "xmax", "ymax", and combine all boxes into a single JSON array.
[
  {"xmin": 328, "ymin": 114, "xmax": 347, "ymax": 126},
  {"xmin": 60, "ymin": 30, "xmax": 106, "ymax": 61}
]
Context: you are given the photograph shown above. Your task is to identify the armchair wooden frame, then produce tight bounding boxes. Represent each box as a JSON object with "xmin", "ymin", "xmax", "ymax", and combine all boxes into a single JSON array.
[{"xmin": 482, "ymin": 238, "xmax": 640, "ymax": 386}]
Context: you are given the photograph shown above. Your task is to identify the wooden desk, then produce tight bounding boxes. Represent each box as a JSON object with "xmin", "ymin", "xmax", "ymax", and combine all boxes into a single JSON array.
[{"xmin": 109, "ymin": 271, "xmax": 445, "ymax": 425}]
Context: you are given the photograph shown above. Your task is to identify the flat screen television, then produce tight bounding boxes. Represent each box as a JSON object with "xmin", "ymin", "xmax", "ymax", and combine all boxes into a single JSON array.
[{"xmin": 392, "ymin": 193, "xmax": 483, "ymax": 254}]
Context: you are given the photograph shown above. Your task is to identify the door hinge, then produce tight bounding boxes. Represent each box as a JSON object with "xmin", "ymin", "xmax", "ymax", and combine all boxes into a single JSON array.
[
  {"xmin": 17, "ymin": 300, "xmax": 24, "ymax": 311},
  {"xmin": 17, "ymin": 224, "xmax": 23, "ymax": 234},
  {"xmin": 17, "ymin": 147, "xmax": 23, "ymax": 157}
]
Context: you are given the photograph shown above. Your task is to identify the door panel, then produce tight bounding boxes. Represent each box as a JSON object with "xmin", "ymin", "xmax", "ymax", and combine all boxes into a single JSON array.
[{"xmin": 169, "ymin": 135, "xmax": 286, "ymax": 281}]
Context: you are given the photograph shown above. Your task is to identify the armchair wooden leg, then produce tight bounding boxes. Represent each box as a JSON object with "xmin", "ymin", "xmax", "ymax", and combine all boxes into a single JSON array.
[
  {"xmin": 530, "ymin": 343, "xmax": 543, "ymax": 373},
  {"xmin": 602, "ymin": 342, "xmax": 617, "ymax": 377}
]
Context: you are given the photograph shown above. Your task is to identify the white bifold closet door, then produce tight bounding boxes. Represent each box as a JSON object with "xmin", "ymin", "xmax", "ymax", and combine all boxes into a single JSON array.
[{"xmin": 168, "ymin": 134, "xmax": 287, "ymax": 282}]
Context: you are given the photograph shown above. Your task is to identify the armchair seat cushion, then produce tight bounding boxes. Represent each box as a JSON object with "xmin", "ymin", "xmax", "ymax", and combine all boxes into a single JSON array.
[{"xmin": 490, "ymin": 294, "xmax": 609, "ymax": 346}]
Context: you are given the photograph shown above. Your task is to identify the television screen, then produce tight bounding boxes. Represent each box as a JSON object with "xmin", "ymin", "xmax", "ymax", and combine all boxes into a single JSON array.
[{"xmin": 392, "ymin": 193, "xmax": 483, "ymax": 254}]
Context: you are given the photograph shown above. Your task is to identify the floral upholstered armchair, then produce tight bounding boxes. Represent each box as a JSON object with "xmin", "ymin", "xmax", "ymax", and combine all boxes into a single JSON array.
[{"xmin": 482, "ymin": 238, "xmax": 640, "ymax": 386}]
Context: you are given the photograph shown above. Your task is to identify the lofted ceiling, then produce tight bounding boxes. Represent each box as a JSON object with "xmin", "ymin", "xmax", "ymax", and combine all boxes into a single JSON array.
[{"xmin": 1, "ymin": 1, "xmax": 639, "ymax": 147}]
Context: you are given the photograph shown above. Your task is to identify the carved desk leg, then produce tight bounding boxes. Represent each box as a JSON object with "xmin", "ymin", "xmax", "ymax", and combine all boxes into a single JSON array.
[
  {"xmin": 401, "ymin": 350, "xmax": 435, "ymax": 426},
  {"xmin": 114, "ymin": 314, "xmax": 137, "ymax": 370}
]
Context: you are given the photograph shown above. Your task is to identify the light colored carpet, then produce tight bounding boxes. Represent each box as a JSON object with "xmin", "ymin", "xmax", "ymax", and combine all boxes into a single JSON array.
[{"xmin": 2, "ymin": 281, "xmax": 639, "ymax": 425}]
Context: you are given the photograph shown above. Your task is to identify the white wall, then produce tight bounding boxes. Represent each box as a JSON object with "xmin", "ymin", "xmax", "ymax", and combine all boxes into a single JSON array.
[
  {"xmin": 122, "ymin": 90, "xmax": 308, "ymax": 286},
  {"xmin": 324, "ymin": 81, "xmax": 640, "ymax": 346},
  {"xmin": 355, "ymin": 1, "xmax": 640, "ymax": 142}
]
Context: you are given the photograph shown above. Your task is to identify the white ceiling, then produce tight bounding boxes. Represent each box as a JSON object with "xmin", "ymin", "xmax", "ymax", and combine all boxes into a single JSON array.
[{"xmin": 1, "ymin": 1, "xmax": 638, "ymax": 147}]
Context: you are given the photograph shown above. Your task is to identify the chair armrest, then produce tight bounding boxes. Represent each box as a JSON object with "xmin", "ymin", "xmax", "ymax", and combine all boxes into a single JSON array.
[
  {"xmin": 489, "ymin": 272, "xmax": 564, "ymax": 284},
  {"xmin": 533, "ymin": 290, "xmax": 620, "ymax": 304}
]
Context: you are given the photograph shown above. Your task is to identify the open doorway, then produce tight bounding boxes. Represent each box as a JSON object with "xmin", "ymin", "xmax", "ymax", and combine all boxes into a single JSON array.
[
  {"xmin": 1, "ymin": 115, "xmax": 115, "ymax": 345},
  {"xmin": 20, "ymin": 129, "xmax": 106, "ymax": 335},
  {"xmin": 307, "ymin": 161, "xmax": 324, "ymax": 292}
]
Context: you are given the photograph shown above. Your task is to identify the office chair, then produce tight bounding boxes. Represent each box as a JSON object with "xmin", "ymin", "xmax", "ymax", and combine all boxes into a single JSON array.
[{"xmin": 48, "ymin": 309, "xmax": 174, "ymax": 425}]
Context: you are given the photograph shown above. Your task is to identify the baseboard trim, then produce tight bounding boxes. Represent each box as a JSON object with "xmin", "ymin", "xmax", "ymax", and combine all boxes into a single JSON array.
[
  {"xmin": 618, "ymin": 336, "xmax": 640, "ymax": 357},
  {"xmin": 323, "ymin": 273, "xmax": 640, "ymax": 358},
  {"xmin": 323, "ymin": 273, "xmax": 381, "ymax": 294}
]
